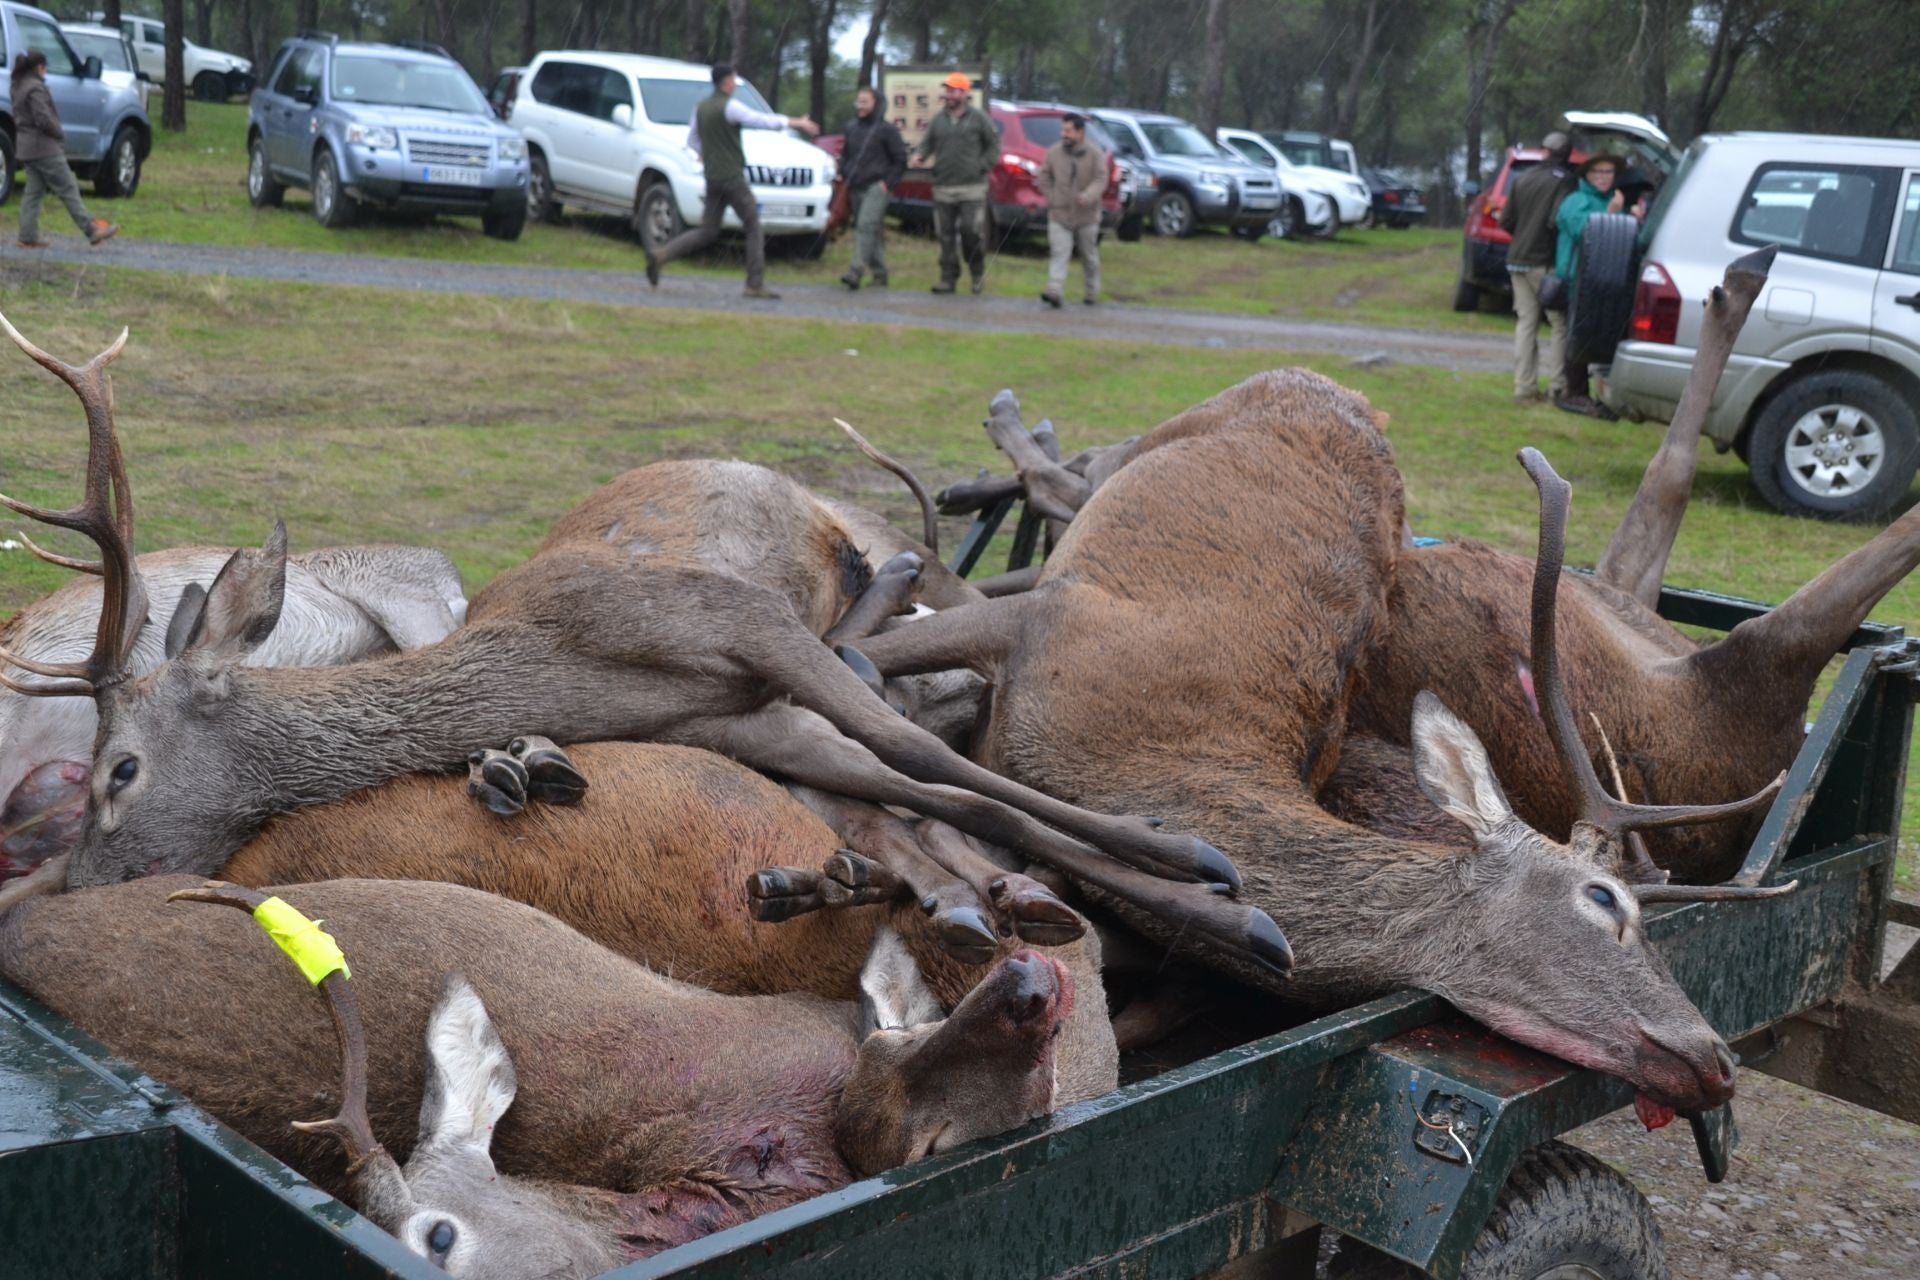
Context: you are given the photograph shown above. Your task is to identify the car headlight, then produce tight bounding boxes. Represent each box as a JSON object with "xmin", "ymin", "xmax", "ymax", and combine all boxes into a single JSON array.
[
  {"xmin": 346, "ymin": 124, "xmax": 398, "ymax": 149},
  {"xmin": 498, "ymin": 137, "xmax": 527, "ymax": 161},
  {"xmin": 1200, "ymin": 170, "xmax": 1231, "ymax": 186}
]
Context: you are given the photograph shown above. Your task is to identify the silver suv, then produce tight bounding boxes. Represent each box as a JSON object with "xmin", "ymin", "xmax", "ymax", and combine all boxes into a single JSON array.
[
  {"xmin": 1601, "ymin": 133, "xmax": 1920, "ymax": 520},
  {"xmin": 0, "ymin": 0, "xmax": 151, "ymax": 203}
]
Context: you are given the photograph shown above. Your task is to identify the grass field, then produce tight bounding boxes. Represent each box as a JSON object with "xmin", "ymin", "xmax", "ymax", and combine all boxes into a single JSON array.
[
  {"xmin": 0, "ymin": 103, "xmax": 1496, "ymax": 333},
  {"xmin": 0, "ymin": 258, "xmax": 1912, "ymax": 883}
]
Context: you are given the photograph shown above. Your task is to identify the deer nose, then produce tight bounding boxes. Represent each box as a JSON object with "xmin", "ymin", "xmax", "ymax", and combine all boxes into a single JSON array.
[
  {"xmin": 1000, "ymin": 949, "xmax": 1057, "ymax": 1024},
  {"xmin": 1711, "ymin": 1039, "xmax": 1735, "ymax": 1087}
]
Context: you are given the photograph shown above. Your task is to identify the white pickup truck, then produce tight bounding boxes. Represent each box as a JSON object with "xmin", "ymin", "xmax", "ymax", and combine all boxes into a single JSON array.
[{"xmin": 97, "ymin": 12, "xmax": 252, "ymax": 101}]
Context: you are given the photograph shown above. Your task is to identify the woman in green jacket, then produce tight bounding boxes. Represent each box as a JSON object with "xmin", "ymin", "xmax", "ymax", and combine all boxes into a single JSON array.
[{"xmin": 1553, "ymin": 154, "xmax": 1624, "ymax": 416}]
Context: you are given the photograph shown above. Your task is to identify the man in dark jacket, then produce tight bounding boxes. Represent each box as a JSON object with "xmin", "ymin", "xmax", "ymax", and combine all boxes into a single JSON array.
[
  {"xmin": 1498, "ymin": 130, "xmax": 1573, "ymax": 403},
  {"xmin": 839, "ymin": 85, "xmax": 907, "ymax": 291},
  {"xmin": 915, "ymin": 71, "xmax": 998, "ymax": 295},
  {"xmin": 1036, "ymin": 114, "xmax": 1107, "ymax": 307},
  {"xmin": 10, "ymin": 50, "xmax": 118, "ymax": 249},
  {"xmin": 645, "ymin": 63, "xmax": 818, "ymax": 300}
]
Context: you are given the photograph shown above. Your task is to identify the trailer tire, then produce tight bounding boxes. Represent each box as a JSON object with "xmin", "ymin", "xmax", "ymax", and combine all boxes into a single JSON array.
[{"xmin": 1329, "ymin": 1141, "xmax": 1666, "ymax": 1280}]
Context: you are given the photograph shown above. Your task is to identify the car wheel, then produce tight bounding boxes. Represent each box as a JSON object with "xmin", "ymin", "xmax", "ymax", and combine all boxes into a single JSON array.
[
  {"xmin": 1, "ymin": 127, "xmax": 19, "ymax": 205},
  {"xmin": 193, "ymin": 71, "xmax": 226, "ymax": 102},
  {"xmin": 482, "ymin": 201, "xmax": 527, "ymax": 241},
  {"xmin": 1268, "ymin": 196, "xmax": 1301, "ymax": 240},
  {"xmin": 1116, "ymin": 211, "xmax": 1143, "ymax": 242},
  {"xmin": 1747, "ymin": 370, "xmax": 1919, "ymax": 520},
  {"xmin": 1452, "ymin": 276, "xmax": 1483, "ymax": 312},
  {"xmin": 633, "ymin": 179, "xmax": 684, "ymax": 253},
  {"xmin": 527, "ymin": 150, "xmax": 559, "ymax": 223},
  {"xmin": 1329, "ymin": 1142, "xmax": 1665, "ymax": 1280},
  {"xmin": 1567, "ymin": 211, "xmax": 1639, "ymax": 365},
  {"xmin": 247, "ymin": 135, "xmax": 284, "ymax": 207},
  {"xmin": 310, "ymin": 146, "xmax": 355, "ymax": 228},
  {"xmin": 94, "ymin": 125, "xmax": 142, "ymax": 198},
  {"xmin": 1150, "ymin": 190, "xmax": 1195, "ymax": 238}
]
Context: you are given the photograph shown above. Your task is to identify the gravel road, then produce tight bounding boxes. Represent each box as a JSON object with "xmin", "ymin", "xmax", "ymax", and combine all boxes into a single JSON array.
[{"xmin": 19, "ymin": 236, "xmax": 1513, "ymax": 370}]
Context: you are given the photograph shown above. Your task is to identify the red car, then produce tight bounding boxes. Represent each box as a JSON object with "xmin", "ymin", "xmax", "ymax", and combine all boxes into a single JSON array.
[{"xmin": 821, "ymin": 100, "xmax": 1121, "ymax": 238}]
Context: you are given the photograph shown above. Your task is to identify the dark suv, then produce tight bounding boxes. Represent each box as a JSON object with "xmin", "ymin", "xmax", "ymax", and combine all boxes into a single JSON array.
[{"xmin": 247, "ymin": 33, "xmax": 529, "ymax": 237}]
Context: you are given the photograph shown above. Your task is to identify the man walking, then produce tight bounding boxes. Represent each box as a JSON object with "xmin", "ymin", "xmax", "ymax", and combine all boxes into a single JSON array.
[
  {"xmin": 10, "ymin": 49, "xmax": 118, "ymax": 250},
  {"xmin": 644, "ymin": 63, "xmax": 817, "ymax": 300},
  {"xmin": 839, "ymin": 85, "xmax": 906, "ymax": 290},
  {"xmin": 1036, "ymin": 113, "xmax": 1107, "ymax": 308},
  {"xmin": 1498, "ymin": 130, "xmax": 1573, "ymax": 403},
  {"xmin": 916, "ymin": 71, "xmax": 997, "ymax": 295}
]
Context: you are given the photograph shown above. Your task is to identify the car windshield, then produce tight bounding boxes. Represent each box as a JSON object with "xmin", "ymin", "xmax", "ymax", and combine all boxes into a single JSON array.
[
  {"xmin": 1140, "ymin": 121, "xmax": 1221, "ymax": 158},
  {"xmin": 1016, "ymin": 115, "xmax": 1117, "ymax": 153},
  {"xmin": 1266, "ymin": 134, "xmax": 1334, "ymax": 168},
  {"xmin": 331, "ymin": 55, "xmax": 489, "ymax": 113},
  {"xmin": 65, "ymin": 31, "xmax": 131, "ymax": 72},
  {"xmin": 637, "ymin": 77, "xmax": 774, "ymax": 125}
]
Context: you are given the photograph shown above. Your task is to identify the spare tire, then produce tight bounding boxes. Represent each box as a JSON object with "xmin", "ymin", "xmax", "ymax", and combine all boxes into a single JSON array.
[{"xmin": 1568, "ymin": 211, "xmax": 1638, "ymax": 366}]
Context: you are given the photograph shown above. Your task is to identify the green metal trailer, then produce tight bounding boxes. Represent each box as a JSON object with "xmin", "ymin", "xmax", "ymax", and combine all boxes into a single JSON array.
[{"xmin": 4, "ymin": 509, "xmax": 1916, "ymax": 1280}]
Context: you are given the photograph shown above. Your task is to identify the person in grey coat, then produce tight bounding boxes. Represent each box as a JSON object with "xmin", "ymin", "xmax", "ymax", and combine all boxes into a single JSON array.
[
  {"xmin": 838, "ymin": 85, "xmax": 907, "ymax": 290},
  {"xmin": 1036, "ymin": 114, "xmax": 1107, "ymax": 307},
  {"xmin": 10, "ymin": 49, "xmax": 118, "ymax": 249}
]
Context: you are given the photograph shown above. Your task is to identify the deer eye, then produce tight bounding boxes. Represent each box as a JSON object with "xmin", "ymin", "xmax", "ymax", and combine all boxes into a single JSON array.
[
  {"xmin": 1586, "ymin": 885, "xmax": 1618, "ymax": 912},
  {"xmin": 426, "ymin": 1219, "xmax": 456, "ymax": 1259},
  {"xmin": 108, "ymin": 758, "xmax": 139, "ymax": 792}
]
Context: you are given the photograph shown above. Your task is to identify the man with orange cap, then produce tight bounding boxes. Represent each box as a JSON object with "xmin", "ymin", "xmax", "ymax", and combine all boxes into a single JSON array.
[{"xmin": 914, "ymin": 71, "xmax": 998, "ymax": 295}]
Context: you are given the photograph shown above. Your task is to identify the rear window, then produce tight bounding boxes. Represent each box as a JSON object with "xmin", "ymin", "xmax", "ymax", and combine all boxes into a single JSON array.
[
  {"xmin": 636, "ymin": 76, "xmax": 771, "ymax": 125},
  {"xmin": 65, "ymin": 31, "xmax": 132, "ymax": 73},
  {"xmin": 1732, "ymin": 163, "xmax": 1898, "ymax": 268}
]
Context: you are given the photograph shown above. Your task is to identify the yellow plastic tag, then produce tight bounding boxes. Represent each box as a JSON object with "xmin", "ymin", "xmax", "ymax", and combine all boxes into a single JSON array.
[{"xmin": 251, "ymin": 896, "xmax": 351, "ymax": 986}]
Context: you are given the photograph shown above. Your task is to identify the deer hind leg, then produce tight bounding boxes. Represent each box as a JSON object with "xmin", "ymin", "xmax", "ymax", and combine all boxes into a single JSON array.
[
  {"xmin": 746, "ymin": 851, "xmax": 906, "ymax": 922},
  {"xmin": 675, "ymin": 704, "xmax": 1290, "ymax": 983},
  {"xmin": 910, "ymin": 819, "xmax": 1085, "ymax": 947},
  {"xmin": 507, "ymin": 735, "xmax": 588, "ymax": 805},
  {"xmin": 824, "ymin": 551, "xmax": 923, "ymax": 646}
]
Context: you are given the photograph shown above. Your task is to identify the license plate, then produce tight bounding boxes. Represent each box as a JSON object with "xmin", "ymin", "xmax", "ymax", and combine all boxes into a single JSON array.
[
  {"xmin": 759, "ymin": 202, "xmax": 807, "ymax": 219},
  {"xmin": 424, "ymin": 166, "xmax": 484, "ymax": 186}
]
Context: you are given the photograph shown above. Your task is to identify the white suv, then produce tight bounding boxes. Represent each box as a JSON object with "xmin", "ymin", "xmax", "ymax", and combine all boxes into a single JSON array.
[
  {"xmin": 509, "ymin": 50, "xmax": 832, "ymax": 252},
  {"xmin": 98, "ymin": 13, "xmax": 252, "ymax": 100}
]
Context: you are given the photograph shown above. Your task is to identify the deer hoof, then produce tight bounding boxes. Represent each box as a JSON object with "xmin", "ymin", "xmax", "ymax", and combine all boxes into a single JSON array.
[
  {"xmin": 1247, "ymin": 908, "xmax": 1293, "ymax": 978},
  {"xmin": 836, "ymin": 645, "xmax": 889, "ymax": 702},
  {"xmin": 934, "ymin": 905, "xmax": 1000, "ymax": 965},
  {"xmin": 466, "ymin": 749, "xmax": 527, "ymax": 817},
  {"xmin": 876, "ymin": 550, "xmax": 923, "ymax": 580},
  {"xmin": 987, "ymin": 874, "xmax": 1087, "ymax": 946},
  {"xmin": 1189, "ymin": 837, "xmax": 1242, "ymax": 892},
  {"xmin": 747, "ymin": 866, "xmax": 826, "ymax": 922},
  {"xmin": 825, "ymin": 849, "xmax": 906, "ymax": 904},
  {"xmin": 508, "ymin": 736, "xmax": 588, "ymax": 805}
]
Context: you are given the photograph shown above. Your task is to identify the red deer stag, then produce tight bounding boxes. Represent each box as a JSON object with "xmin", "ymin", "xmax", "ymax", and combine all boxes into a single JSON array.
[
  {"xmin": 847, "ymin": 369, "xmax": 1787, "ymax": 1112},
  {"xmin": 0, "ymin": 312, "xmax": 1286, "ymax": 978},
  {"xmin": 0, "ymin": 542, "xmax": 465, "ymax": 877},
  {"xmin": 0, "ymin": 875, "xmax": 1075, "ymax": 1274}
]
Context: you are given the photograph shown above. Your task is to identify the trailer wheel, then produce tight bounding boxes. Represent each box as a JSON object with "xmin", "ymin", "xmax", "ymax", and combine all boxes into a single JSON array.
[{"xmin": 1329, "ymin": 1141, "xmax": 1666, "ymax": 1280}]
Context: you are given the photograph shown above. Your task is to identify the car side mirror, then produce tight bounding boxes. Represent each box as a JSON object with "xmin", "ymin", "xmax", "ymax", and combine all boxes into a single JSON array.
[
  {"xmin": 1461, "ymin": 180, "xmax": 1482, "ymax": 198},
  {"xmin": 82, "ymin": 55, "xmax": 104, "ymax": 80},
  {"xmin": 611, "ymin": 103, "xmax": 633, "ymax": 129},
  {"xmin": 137, "ymin": 70, "xmax": 153, "ymax": 83}
]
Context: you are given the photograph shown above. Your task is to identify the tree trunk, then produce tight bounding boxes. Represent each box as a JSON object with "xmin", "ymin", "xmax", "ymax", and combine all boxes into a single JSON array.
[
  {"xmin": 858, "ymin": 0, "xmax": 889, "ymax": 89},
  {"xmin": 1196, "ymin": 0, "xmax": 1230, "ymax": 136},
  {"xmin": 912, "ymin": 13, "xmax": 930, "ymax": 62},
  {"xmin": 297, "ymin": 0, "xmax": 318, "ymax": 32},
  {"xmin": 1689, "ymin": 0, "xmax": 1760, "ymax": 140},
  {"xmin": 193, "ymin": 0, "xmax": 211, "ymax": 47},
  {"xmin": 686, "ymin": 0, "xmax": 708, "ymax": 60},
  {"xmin": 162, "ymin": 0, "xmax": 186, "ymax": 130},
  {"xmin": 1462, "ymin": 0, "xmax": 1523, "ymax": 191},
  {"xmin": 522, "ymin": 0, "xmax": 538, "ymax": 64},
  {"xmin": 730, "ymin": 0, "xmax": 750, "ymax": 72},
  {"xmin": 433, "ymin": 0, "xmax": 457, "ymax": 51},
  {"xmin": 807, "ymin": 0, "xmax": 838, "ymax": 128},
  {"xmin": 1332, "ymin": 0, "xmax": 1383, "ymax": 140},
  {"xmin": 103, "ymin": 0, "xmax": 121, "ymax": 27}
]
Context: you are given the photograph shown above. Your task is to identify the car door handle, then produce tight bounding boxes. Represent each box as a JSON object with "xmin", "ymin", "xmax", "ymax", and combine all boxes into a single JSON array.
[{"xmin": 1897, "ymin": 294, "xmax": 1920, "ymax": 311}]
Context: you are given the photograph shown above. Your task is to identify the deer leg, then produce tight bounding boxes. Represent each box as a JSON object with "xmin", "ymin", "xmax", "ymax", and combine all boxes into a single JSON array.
[
  {"xmin": 1596, "ymin": 247, "xmax": 1775, "ymax": 608},
  {"xmin": 983, "ymin": 390, "xmax": 1091, "ymax": 523},
  {"xmin": 746, "ymin": 853, "xmax": 906, "ymax": 922},
  {"xmin": 465, "ymin": 749, "xmax": 527, "ymax": 816},
  {"xmin": 824, "ymin": 551, "xmax": 923, "ymax": 646},
  {"xmin": 676, "ymin": 705, "xmax": 1291, "ymax": 981},
  {"xmin": 911, "ymin": 819, "xmax": 1085, "ymax": 946},
  {"xmin": 506, "ymin": 735, "xmax": 588, "ymax": 805},
  {"xmin": 971, "ymin": 565, "xmax": 1046, "ymax": 597},
  {"xmin": 785, "ymin": 785, "xmax": 1000, "ymax": 963},
  {"xmin": 849, "ymin": 591, "xmax": 1029, "ymax": 677}
]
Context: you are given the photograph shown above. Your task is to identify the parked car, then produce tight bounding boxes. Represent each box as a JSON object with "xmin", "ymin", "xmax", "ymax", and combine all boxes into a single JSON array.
[
  {"xmin": 1328, "ymin": 138, "xmax": 1359, "ymax": 178},
  {"xmin": 1596, "ymin": 132, "xmax": 1920, "ymax": 521},
  {"xmin": 246, "ymin": 33, "xmax": 530, "ymax": 238},
  {"xmin": 1362, "ymin": 166, "xmax": 1425, "ymax": 229},
  {"xmin": 1091, "ymin": 108, "xmax": 1280, "ymax": 239},
  {"xmin": 60, "ymin": 20, "xmax": 149, "ymax": 110},
  {"xmin": 95, "ymin": 12, "xmax": 251, "ymax": 100},
  {"xmin": 487, "ymin": 64, "xmax": 524, "ymax": 120},
  {"xmin": 508, "ymin": 50, "xmax": 831, "ymax": 254},
  {"xmin": 0, "ymin": 1, "xmax": 151, "ymax": 203},
  {"xmin": 1216, "ymin": 126, "xmax": 1358, "ymax": 238},
  {"xmin": 872, "ymin": 99, "xmax": 1120, "ymax": 239},
  {"xmin": 1455, "ymin": 110, "xmax": 1677, "ymax": 312}
]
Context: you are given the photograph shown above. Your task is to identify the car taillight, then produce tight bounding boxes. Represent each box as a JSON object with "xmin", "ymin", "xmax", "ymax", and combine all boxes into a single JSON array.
[
  {"xmin": 1630, "ymin": 261, "xmax": 1682, "ymax": 345},
  {"xmin": 1382, "ymin": 191, "xmax": 1398, "ymax": 203},
  {"xmin": 1002, "ymin": 154, "xmax": 1039, "ymax": 176}
]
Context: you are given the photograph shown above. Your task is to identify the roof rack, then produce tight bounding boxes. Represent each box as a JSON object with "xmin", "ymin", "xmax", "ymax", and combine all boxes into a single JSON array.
[
  {"xmin": 291, "ymin": 30, "xmax": 339, "ymax": 44},
  {"xmin": 391, "ymin": 39, "xmax": 453, "ymax": 59}
]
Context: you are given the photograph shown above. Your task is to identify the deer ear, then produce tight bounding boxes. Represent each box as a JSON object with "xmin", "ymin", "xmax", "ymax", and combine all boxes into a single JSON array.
[
  {"xmin": 1410, "ymin": 691, "xmax": 1517, "ymax": 841},
  {"xmin": 859, "ymin": 927, "xmax": 944, "ymax": 1034},
  {"xmin": 163, "ymin": 582, "xmax": 209, "ymax": 660},
  {"xmin": 183, "ymin": 522, "xmax": 289, "ymax": 660},
  {"xmin": 418, "ymin": 973, "xmax": 518, "ymax": 1154}
]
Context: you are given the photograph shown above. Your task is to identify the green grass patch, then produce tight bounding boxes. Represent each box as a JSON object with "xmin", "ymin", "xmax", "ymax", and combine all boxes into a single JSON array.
[
  {"xmin": 4, "ymin": 103, "xmax": 1504, "ymax": 334},
  {"xmin": 0, "ymin": 259, "xmax": 1911, "ymax": 884}
]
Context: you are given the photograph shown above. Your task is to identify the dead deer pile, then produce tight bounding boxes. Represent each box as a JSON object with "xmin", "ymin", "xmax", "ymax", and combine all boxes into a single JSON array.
[{"xmin": 1, "ymin": 246, "xmax": 1911, "ymax": 1278}]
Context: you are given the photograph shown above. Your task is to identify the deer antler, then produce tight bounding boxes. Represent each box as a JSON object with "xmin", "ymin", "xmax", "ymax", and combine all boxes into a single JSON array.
[
  {"xmin": 168, "ymin": 882, "xmax": 394, "ymax": 1174},
  {"xmin": 0, "ymin": 313, "xmax": 146, "ymax": 698},
  {"xmin": 1519, "ymin": 448, "xmax": 1796, "ymax": 904},
  {"xmin": 835, "ymin": 418, "xmax": 939, "ymax": 555}
]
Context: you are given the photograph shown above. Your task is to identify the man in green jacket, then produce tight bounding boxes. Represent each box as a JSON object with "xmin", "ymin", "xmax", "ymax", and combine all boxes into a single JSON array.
[
  {"xmin": 1553, "ymin": 153, "xmax": 1625, "ymax": 416},
  {"xmin": 645, "ymin": 63, "xmax": 818, "ymax": 300},
  {"xmin": 916, "ymin": 72, "xmax": 998, "ymax": 295},
  {"xmin": 1498, "ymin": 131, "xmax": 1574, "ymax": 403}
]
